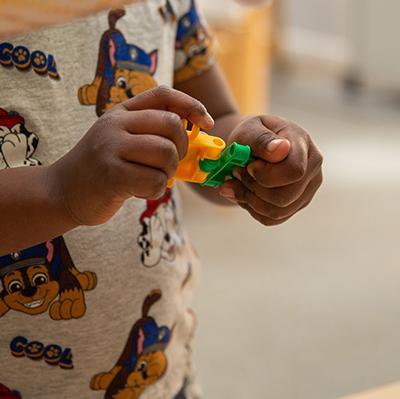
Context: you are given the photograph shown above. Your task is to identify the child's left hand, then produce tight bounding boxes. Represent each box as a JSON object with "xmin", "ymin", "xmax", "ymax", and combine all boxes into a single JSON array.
[{"xmin": 218, "ymin": 115, "xmax": 323, "ymax": 226}]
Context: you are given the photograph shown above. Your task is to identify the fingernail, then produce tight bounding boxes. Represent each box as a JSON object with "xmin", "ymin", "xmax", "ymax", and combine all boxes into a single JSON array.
[
  {"xmin": 267, "ymin": 139, "xmax": 285, "ymax": 153},
  {"xmin": 232, "ymin": 168, "xmax": 242, "ymax": 181},
  {"xmin": 247, "ymin": 166, "xmax": 255, "ymax": 179},
  {"xmin": 219, "ymin": 186, "xmax": 235, "ymax": 199},
  {"xmin": 205, "ymin": 112, "xmax": 214, "ymax": 125}
]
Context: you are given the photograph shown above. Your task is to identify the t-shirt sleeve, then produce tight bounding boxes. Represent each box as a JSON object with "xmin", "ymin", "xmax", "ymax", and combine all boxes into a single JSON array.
[{"xmin": 173, "ymin": 0, "xmax": 216, "ymax": 85}]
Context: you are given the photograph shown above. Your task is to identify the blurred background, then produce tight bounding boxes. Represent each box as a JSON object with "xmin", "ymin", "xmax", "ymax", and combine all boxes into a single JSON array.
[{"xmin": 180, "ymin": 1, "xmax": 400, "ymax": 398}]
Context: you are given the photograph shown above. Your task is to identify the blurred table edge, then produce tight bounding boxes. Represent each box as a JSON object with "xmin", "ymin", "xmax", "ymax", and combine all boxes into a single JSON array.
[{"xmin": 339, "ymin": 382, "xmax": 400, "ymax": 399}]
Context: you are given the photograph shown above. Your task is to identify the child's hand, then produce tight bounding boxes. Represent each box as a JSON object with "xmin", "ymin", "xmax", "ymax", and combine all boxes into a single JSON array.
[
  {"xmin": 50, "ymin": 86, "xmax": 214, "ymax": 226},
  {"xmin": 218, "ymin": 115, "xmax": 323, "ymax": 226}
]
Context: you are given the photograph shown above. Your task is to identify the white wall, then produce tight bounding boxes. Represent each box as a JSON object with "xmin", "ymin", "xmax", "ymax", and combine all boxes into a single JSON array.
[
  {"xmin": 284, "ymin": 0, "xmax": 347, "ymax": 37},
  {"xmin": 281, "ymin": 0, "xmax": 350, "ymax": 66}
]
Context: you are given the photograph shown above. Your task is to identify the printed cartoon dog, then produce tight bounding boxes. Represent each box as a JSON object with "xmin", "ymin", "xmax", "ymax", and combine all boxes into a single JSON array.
[
  {"xmin": 0, "ymin": 237, "xmax": 97, "ymax": 320},
  {"xmin": 137, "ymin": 190, "xmax": 182, "ymax": 268},
  {"xmin": 78, "ymin": 9, "xmax": 158, "ymax": 116},
  {"xmin": 91, "ymin": 290, "xmax": 172, "ymax": 399},
  {"xmin": 0, "ymin": 108, "xmax": 40, "ymax": 169},
  {"xmin": 0, "ymin": 384, "xmax": 21, "ymax": 399},
  {"xmin": 174, "ymin": 0, "xmax": 214, "ymax": 84}
]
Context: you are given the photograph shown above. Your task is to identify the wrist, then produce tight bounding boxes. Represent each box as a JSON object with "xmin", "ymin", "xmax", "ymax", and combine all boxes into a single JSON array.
[
  {"xmin": 44, "ymin": 164, "xmax": 80, "ymax": 231},
  {"xmin": 210, "ymin": 112, "xmax": 244, "ymax": 143}
]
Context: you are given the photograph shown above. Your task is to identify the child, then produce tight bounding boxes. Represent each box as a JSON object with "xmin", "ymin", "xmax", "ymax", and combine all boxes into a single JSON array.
[{"xmin": 0, "ymin": 1, "xmax": 323, "ymax": 398}]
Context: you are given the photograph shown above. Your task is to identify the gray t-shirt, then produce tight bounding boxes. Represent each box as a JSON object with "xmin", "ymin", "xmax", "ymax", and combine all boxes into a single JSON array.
[{"xmin": 0, "ymin": 1, "xmax": 214, "ymax": 397}]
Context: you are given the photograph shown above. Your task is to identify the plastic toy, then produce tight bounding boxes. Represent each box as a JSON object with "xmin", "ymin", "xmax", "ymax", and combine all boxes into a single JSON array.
[{"xmin": 167, "ymin": 121, "xmax": 253, "ymax": 188}]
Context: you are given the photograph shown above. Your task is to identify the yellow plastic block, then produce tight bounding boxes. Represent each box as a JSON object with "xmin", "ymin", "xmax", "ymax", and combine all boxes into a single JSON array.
[{"xmin": 167, "ymin": 121, "xmax": 226, "ymax": 187}]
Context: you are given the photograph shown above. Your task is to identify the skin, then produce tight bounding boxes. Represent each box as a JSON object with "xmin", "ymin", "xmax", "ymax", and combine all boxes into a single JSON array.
[
  {"xmin": 0, "ymin": 64, "xmax": 323, "ymax": 254},
  {"xmin": 175, "ymin": 65, "xmax": 323, "ymax": 225},
  {"xmin": 0, "ymin": 86, "xmax": 214, "ymax": 254}
]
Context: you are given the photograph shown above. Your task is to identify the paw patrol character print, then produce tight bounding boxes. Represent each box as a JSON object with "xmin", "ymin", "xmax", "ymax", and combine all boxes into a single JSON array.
[
  {"xmin": 78, "ymin": 9, "xmax": 158, "ymax": 116},
  {"xmin": 137, "ymin": 190, "xmax": 182, "ymax": 268},
  {"xmin": 0, "ymin": 237, "xmax": 97, "ymax": 320},
  {"xmin": 0, "ymin": 384, "xmax": 22, "ymax": 399},
  {"xmin": 0, "ymin": 108, "xmax": 40, "ymax": 169},
  {"xmin": 91, "ymin": 290, "xmax": 172, "ymax": 399},
  {"xmin": 174, "ymin": 0, "xmax": 214, "ymax": 84}
]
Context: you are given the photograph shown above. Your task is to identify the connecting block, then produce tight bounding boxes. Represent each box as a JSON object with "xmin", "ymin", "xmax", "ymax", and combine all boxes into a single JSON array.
[
  {"xmin": 167, "ymin": 121, "xmax": 226, "ymax": 188},
  {"xmin": 199, "ymin": 142, "xmax": 252, "ymax": 188}
]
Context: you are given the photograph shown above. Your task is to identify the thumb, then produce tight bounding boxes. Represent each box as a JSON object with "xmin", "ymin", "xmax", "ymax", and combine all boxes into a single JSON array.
[
  {"xmin": 231, "ymin": 116, "xmax": 291, "ymax": 163},
  {"xmin": 245, "ymin": 131, "xmax": 291, "ymax": 163}
]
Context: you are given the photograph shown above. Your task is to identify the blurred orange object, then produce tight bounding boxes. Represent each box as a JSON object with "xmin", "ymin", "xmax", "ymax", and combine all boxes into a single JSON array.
[
  {"xmin": 209, "ymin": 3, "xmax": 273, "ymax": 114},
  {"xmin": 0, "ymin": 0, "xmax": 142, "ymax": 39}
]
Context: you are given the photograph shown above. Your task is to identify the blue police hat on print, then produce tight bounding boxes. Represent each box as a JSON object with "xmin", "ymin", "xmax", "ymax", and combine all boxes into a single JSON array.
[
  {"xmin": 141, "ymin": 319, "xmax": 171, "ymax": 351},
  {"xmin": 0, "ymin": 238, "xmax": 61, "ymax": 280},
  {"xmin": 176, "ymin": 0, "xmax": 199, "ymax": 47},
  {"xmin": 103, "ymin": 30, "xmax": 158, "ymax": 86},
  {"xmin": 127, "ymin": 319, "xmax": 171, "ymax": 372}
]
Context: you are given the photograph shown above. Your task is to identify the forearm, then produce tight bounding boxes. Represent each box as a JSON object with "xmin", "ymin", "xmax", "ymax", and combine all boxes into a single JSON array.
[
  {"xmin": 209, "ymin": 112, "xmax": 245, "ymax": 141},
  {"xmin": 0, "ymin": 165, "xmax": 76, "ymax": 255}
]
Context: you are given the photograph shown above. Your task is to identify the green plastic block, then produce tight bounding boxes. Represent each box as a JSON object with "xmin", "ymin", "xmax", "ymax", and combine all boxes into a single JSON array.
[{"xmin": 200, "ymin": 142, "xmax": 252, "ymax": 188}]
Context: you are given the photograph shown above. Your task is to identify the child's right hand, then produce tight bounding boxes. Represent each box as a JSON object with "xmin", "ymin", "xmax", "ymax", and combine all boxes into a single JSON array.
[{"xmin": 50, "ymin": 86, "xmax": 214, "ymax": 226}]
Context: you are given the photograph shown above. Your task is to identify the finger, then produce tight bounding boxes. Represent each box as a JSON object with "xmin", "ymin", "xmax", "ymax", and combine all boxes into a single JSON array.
[
  {"xmin": 232, "ymin": 116, "xmax": 291, "ymax": 162},
  {"xmin": 221, "ymin": 173, "xmax": 322, "ymax": 221},
  {"xmin": 120, "ymin": 85, "xmax": 214, "ymax": 131},
  {"xmin": 118, "ymin": 133, "xmax": 179, "ymax": 179},
  {"xmin": 115, "ymin": 109, "xmax": 188, "ymax": 160},
  {"xmin": 113, "ymin": 162, "xmax": 168, "ymax": 200},
  {"xmin": 233, "ymin": 154, "xmax": 321, "ymax": 205},
  {"xmin": 244, "ymin": 136, "xmax": 312, "ymax": 188},
  {"xmin": 218, "ymin": 182, "xmax": 284, "ymax": 225},
  {"xmin": 239, "ymin": 202, "xmax": 292, "ymax": 227}
]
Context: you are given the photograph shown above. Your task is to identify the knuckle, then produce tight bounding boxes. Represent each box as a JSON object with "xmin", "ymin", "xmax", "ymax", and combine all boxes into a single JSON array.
[
  {"xmin": 269, "ymin": 191, "xmax": 293, "ymax": 208},
  {"xmin": 232, "ymin": 186, "xmax": 242, "ymax": 201},
  {"xmin": 158, "ymin": 139, "xmax": 177, "ymax": 160},
  {"xmin": 242, "ymin": 204, "xmax": 281, "ymax": 227},
  {"xmin": 148, "ymin": 172, "xmax": 167, "ymax": 198},
  {"xmin": 94, "ymin": 132, "xmax": 120, "ymax": 159},
  {"xmin": 154, "ymin": 85, "xmax": 172, "ymax": 98},
  {"xmin": 235, "ymin": 185, "xmax": 248, "ymax": 202},
  {"xmin": 290, "ymin": 163, "xmax": 307, "ymax": 181},
  {"xmin": 259, "ymin": 217, "xmax": 277, "ymax": 227},
  {"xmin": 316, "ymin": 170, "xmax": 323, "ymax": 186},
  {"xmin": 241, "ymin": 171, "xmax": 257, "ymax": 190},
  {"xmin": 187, "ymin": 100, "xmax": 206, "ymax": 117},
  {"xmin": 253, "ymin": 132, "xmax": 275, "ymax": 151},
  {"xmin": 162, "ymin": 111, "xmax": 182, "ymax": 131},
  {"xmin": 266, "ymin": 206, "xmax": 283, "ymax": 221},
  {"xmin": 253, "ymin": 132, "xmax": 270, "ymax": 147},
  {"xmin": 251, "ymin": 169, "xmax": 269, "ymax": 187},
  {"xmin": 310, "ymin": 172, "xmax": 323, "ymax": 195},
  {"xmin": 158, "ymin": 141, "xmax": 179, "ymax": 175},
  {"xmin": 95, "ymin": 111, "xmax": 120, "ymax": 134},
  {"xmin": 315, "ymin": 151, "xmax": 324, "ymax": 169},
  {"xmin": 300, "ymin": 199, "xmax": 313, "ymax": 212},
  {"xmin": 266, "ymin": 218, "xmax": 288, "ymax": 227}
]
